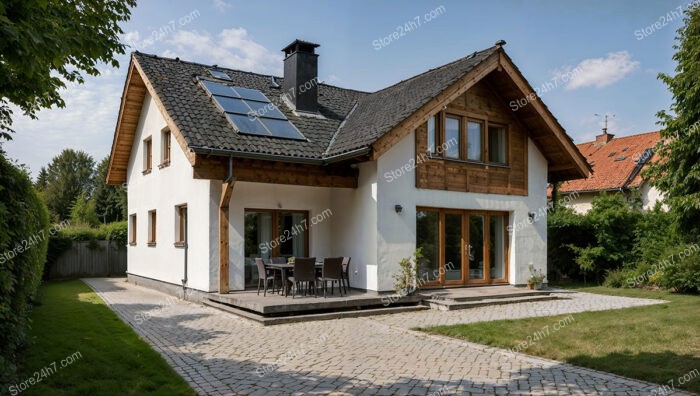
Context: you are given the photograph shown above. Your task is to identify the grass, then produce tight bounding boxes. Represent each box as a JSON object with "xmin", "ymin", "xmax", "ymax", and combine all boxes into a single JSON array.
[
  {"xmin": 12, "ymin": 280, "xmax": 195, "ymax": 396},
  {"xmin": 419, "ymin": 286, "xmax": 700, "ymax": 393}
]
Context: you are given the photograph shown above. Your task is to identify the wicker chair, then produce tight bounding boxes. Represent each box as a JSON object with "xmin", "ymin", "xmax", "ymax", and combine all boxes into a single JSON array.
[
  {"xmin": 318, "ymin": 257, "xmax": 344, "ymax": 298},
  {"xmin": 287, "ymin": 257, "xmax": 317, "ymax": 298},
  {"xmin": 255, "ymin": 258, "xmax": 277, "ymax": 296}
]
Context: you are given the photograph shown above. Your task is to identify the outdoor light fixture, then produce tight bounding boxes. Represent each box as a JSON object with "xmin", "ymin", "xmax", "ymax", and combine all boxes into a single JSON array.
[
  {"xmin": 528, "ymin": 212, "xmax": 535, "ymax": 220},
  {"xmin": 395, "ymin": 205, "xmax": 403, "ymax": 214}
]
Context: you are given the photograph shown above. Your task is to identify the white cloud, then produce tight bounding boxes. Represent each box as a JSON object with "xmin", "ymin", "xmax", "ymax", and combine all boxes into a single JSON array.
[
  {"xmin": 558, "ymin": 51, "xmax": 639, "ymax": 90},
  {"xmin": 3, "ymin": 67, "xmax": 125, "ymax": 176},
  {"xmin": 212, "ymin": 0, "xmax": 231, "ymax": 12},
  {"xmin": 324, "ymin": 74, "xmax": 342, "ymax": 84},
  {"xmin": 121, "ymin": 30, "xmax": 140, "ymax": 47},
  {"xmin": 162, "ymin": 28, "xmax": 282, "ymax": 75}
]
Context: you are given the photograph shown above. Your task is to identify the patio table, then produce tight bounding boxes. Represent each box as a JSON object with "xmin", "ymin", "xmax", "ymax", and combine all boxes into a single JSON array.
[{"xmin": 267, "ymin": 262, "xmax": 323, "ymax": 297}]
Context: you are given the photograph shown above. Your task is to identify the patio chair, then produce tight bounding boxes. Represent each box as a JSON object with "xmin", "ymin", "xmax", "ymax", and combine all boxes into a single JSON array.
[
  {"xmin": 287, "ymin": 257, "xmax": 317, "ymax": 298},
  {"xmin": 318, "ymin": 257, "xmax": 344, "ymax": 298},
  {"xmin": 268, "ymin": 257, "xmax": 286, "ymax": 294},
  {"xmin": 255, "ymin": 258, "xmax": 278, "ymax": 296},
  {"xmin": 341, "ymin": 257, "xmax": 351, "ymax": 294}
]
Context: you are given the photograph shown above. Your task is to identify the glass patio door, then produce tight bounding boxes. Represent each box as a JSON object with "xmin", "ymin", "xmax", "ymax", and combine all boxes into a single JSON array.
[{"xmin": 467, "ymin": 214, "xmax": 486, "ymax": 283}]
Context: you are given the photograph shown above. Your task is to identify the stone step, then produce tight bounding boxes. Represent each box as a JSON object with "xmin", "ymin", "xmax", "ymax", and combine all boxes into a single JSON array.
[
  {"xmin": 202, "ymin": 298, "xmax": 429, "ymax": 325},
  {"xmin": 421, "ymin": 289, "xmax": 551, "ymax": 303},
  {"xmin": 422, "ymin": 294, "xmax": 559, "ymax": 311}
]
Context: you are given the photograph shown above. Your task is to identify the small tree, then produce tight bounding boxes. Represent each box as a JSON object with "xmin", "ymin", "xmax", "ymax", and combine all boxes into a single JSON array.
[
  {"xmin": 70, "ymin": 191, "xmax": 99, "ymax": 226},
  {"xmin": 646, "ymin": 5, "xmax": 700, "ymax": 240},
  {"xmin": 392, "ymin": 248, "xmax": 423, "ymax": 296}
]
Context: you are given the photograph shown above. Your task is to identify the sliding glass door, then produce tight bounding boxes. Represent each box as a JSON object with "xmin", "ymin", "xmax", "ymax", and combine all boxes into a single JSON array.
[
  {"xmin": 416, "ymin": 208, "xmax": 508, "ymax": 287},
  {"xmin": 243, "ymin": 209, "xmax": 308, "ymax": 287}
]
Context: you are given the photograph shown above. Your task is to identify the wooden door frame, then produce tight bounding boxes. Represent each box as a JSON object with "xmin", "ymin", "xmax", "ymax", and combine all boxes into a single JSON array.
[{"xmin": 416, "ymin": 206, "xmax": 510, "ymax": 288}]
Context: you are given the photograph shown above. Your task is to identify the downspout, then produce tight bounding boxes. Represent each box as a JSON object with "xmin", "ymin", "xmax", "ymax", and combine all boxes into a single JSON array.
[{"xmin": 181, "ymin": 214, "xmax": 189, "ymax": 300}]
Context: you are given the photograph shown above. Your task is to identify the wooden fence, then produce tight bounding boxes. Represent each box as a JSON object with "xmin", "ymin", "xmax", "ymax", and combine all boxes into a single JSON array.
[{"xmin": 47, "ymin": 240, "xmax": 127, "ymax": 279}]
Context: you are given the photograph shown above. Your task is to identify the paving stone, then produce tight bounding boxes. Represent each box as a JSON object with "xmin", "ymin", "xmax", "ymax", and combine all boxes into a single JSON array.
[{"xmin": 83, "ymin": 278, "xmax": 690, "ymax": 396}]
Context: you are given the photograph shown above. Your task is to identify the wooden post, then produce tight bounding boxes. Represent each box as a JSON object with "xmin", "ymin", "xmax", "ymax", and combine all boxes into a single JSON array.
[{"xmin": 219, "ymin": 179, "xmax": 235, "ymax": 293}]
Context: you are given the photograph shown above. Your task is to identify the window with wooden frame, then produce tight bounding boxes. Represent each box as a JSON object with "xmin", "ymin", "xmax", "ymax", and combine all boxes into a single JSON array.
[
  {"xmin": 160, "ymin": 129, "xmax": 171, "ymax": 168},
  {"xmin": 129, "ymin": 214, "xmax": 137, "ymax": 245},
  {"xmin": 143, "ymin": 137, "xmax": 153, "ymax": 174},
  {"xmin": 427, "ymin": 111, "xmax": 509, "ymax": 165},
  {"xmin": 175, "ymin": 205, "xmax": 187, "ymax": 247},
  {"xmin": 147, "ymin": 210, "xmax": 156, "ymax": 246}
]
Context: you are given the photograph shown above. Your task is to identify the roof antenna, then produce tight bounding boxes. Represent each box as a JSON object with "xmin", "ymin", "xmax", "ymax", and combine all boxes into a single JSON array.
[{"xmin": 594, "ymin": 113, "xmax": 615, "ymax": 135}]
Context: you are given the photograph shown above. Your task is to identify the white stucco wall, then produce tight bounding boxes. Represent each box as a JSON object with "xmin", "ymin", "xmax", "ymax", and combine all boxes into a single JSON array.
[
  {"xmin": 126, "ymin": 93, "xmax": 215, "ymax": 291},
  {"xmin": 226, "ymin": 182, "xmax": 334, "ymax": 291},
  {"xmin": 563, "ymin": 192, "xmax": 595, "ymax": 214},
  {"xmin": 374, "ymin": 130, "xmax": 549, "ymax": 290},
  {"xmin": 330, "ymin": 162, "xmax": 379, "ymax": 291},
  {"xmin": 641, "ymin": 182, "xmax": 666, "ymax": 211}
]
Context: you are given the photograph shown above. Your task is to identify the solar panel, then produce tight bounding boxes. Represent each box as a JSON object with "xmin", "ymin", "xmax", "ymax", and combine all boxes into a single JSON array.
[
  {"xmin": 199, "ymin": 78, "xmax": 306, "ymax": 141},
  {"xmin": 260, "ymin": 118, "xmax": 305, "ymax": 140},
  {"xmin": 200, "ymin": 80, "xmax": 239, "ymax": 98},
  {"xmin": 232, "ymin": 86, "xmax": 269, "ymax": 102},
  {"xmin": 244, "ymin": 100, "xmax": 287, "ymax": 120},
  {"xmin": 226, "ymin": 114, "xmax": 270, "ymax": 136},
  {"xmin": 211, "ymin": 95, "xmax": 252, "ymax": 115},
  {"xmin": 209, "ymin": 69, "xmax": 232, "ymax": 81}
]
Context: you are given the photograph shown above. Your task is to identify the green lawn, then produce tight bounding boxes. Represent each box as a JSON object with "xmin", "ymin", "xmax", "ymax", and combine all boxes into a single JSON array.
[
  {"xmin": 12, "ymin": 280, "xmax": 195, "ymax": 396},
  {"xmin": 419, "ymin": 286, "xmax": 700, "ymax": 393}
]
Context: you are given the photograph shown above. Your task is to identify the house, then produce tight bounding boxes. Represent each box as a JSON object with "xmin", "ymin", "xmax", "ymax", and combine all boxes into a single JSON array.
[
  {"xmin": 555, "ymin": 129, "xmax": 663, "ymax": 213},
  {"xmin": 105, "ymin": 39, "xmax": 589, "ymax": 297}
]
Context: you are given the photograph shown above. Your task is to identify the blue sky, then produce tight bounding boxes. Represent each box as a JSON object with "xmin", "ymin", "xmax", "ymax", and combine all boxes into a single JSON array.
[{"xmin": 4, "ymin": 0, "xmax": 690, "ymax": 176}]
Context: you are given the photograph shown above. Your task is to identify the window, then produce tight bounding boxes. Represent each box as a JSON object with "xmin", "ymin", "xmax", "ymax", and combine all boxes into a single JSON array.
[
  {"xmin": 129, "ymin": 214, "xmax": 137, "ymax": 245},
  {"xmin": 147, "ymin": 210, "xmax": 156, "ymax": 246},
  {"xmin": 488, "ymin": 125, "xmax": 507, "ymax": 164},
  {"xmin": 175, "ymin": 205, "xmax": 187, "ymax": 246},
  {"xmin": 467, "ymin": 121, "xmax": 483, "ymax": 161},
  {"xmin": 416, "ymin": 210, "xmax": 440, "ymax": 282},
  {"xmin": 161, "ymin": 129, "xmax": 171, "ymax": 167},
  {"xmin": 243, "ymin": 210, "xmax": 308, "ymax": 287},
  {"xmin": 424, "ymin": 112, "xmax": 509, "ymax": 165},
  {"xmin": 444, "ymin": 116, "xmax": 461, "ymax": 159},
  {"xmin": 427, "ymin": 115, "xmax": 438, "ymax": 155},
  {"xmin": 143, "ymin": 137, "xmax": 152, "ymax": 173}
]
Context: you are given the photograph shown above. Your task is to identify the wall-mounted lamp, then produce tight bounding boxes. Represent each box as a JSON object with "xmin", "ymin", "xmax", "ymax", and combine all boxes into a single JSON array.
[
  {"xmin": 528, "ymin": 212, "xmax": 535, "ymax": 220},
  {"xmin": 394, "ymin": 204, "xmax": 403, "ymax": 214}
]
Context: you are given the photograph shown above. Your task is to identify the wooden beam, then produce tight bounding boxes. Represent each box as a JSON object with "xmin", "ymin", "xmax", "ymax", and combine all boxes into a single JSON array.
[
  {"xmin": 218, "ymin": 180, "xmax": 235, "ymax": 293},
  {"xmin": 371, "ymin": 54, "xmax": 500, "ymax": 160}
]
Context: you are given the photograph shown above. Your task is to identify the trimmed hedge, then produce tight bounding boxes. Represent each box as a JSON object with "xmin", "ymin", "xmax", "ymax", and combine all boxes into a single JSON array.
[{"xmin": 0, "ymin": 152, "xmax": 50, "ymax": 387}]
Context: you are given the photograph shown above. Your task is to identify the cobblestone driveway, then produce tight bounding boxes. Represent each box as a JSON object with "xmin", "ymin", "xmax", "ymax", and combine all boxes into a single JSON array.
[{"xmin": 84, "ymin": 278, "xmax": 676, "ymax": 396}]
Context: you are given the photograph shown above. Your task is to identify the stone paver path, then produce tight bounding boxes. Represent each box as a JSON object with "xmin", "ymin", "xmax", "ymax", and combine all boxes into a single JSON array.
[{"xmin": 84, "ymin": 278, "xmax": 677, "ymax": 395}]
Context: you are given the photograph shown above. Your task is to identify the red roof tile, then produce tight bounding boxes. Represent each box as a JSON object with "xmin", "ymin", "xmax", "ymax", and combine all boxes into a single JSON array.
[{"xmin": 559, "ymin": 131, "xmax": 661, "ymax": 193}]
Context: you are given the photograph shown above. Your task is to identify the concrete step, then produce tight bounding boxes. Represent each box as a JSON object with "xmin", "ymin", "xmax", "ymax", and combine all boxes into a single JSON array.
[
  {"xmin": 422, "ymin": 290, "xmax": 551, "ymax": 303},
  {"xmin": 202, "ymin": 298, "xmax": 429, "ymax": 326},
  {"xmin": 422, "ymin": 294, "xmax": 559, "ymax": 311}
]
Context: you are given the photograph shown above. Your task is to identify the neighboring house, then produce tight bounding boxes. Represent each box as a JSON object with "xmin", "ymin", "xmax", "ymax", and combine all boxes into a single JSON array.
[
  {"xmin": 106, "ymin": 39, "xmax": 589, "ymax": 295},
  {"xmin": 556, "ymin": 130, "xmax": 663, "ymax": 213}
]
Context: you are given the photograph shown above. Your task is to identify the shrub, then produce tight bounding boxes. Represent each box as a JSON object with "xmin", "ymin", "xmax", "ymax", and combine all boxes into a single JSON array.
[
  {"xmin": 0, "ymin": 151, "xmax": 50, "ymax": 386},
  {"xmin": 659, "ymin": 243, "xmax": 700, "ymax": 293},
  {"xmin": 547, "ymin": 206, "xmax": 594, "ymax": 281}
]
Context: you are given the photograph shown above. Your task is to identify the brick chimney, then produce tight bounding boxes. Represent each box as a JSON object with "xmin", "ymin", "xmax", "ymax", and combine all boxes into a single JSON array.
[{"xmin": 595, "ymin": 127, "xmax": 614, "ymax": 145}]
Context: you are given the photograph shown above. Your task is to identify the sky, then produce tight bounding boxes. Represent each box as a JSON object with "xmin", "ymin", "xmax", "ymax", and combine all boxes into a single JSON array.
[{"xmin": 3, "ymin": 0, "xmax": 690, "ymax": 177}]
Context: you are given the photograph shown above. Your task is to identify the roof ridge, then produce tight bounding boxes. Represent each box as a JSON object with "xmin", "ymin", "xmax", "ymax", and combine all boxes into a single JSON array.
[
  {"xmin": 132, "ymin": 51, "xmax": 372, "ymax": 94},
  {"xmin": 367, "ymin": 46, "xmax": 499, "ymax": 96},
  {"xmin": 576, "ymin": 130, "xmax": 661, "ymax": 146}
]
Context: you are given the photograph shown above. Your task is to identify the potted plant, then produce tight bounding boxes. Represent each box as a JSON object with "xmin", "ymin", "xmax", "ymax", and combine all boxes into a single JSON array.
[
  {"xmin": 527, "ymin": 264, "xmax": 546, "ymax": 290},
  {"xmin": 288, "ymin": 256, "xmax": 295, "ymax": 263}
]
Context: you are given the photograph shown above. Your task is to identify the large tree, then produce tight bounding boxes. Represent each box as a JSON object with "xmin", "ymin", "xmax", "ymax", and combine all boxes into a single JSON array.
[
  {"xmin": 0, "ymin": 0, "xmax": 136, "ymax": 139},
  {"xmin": 93, "ymin": 156, "xmax": 127, "ymax": 223},
  {"xmin": 646, "ymin": 5, "xmax": 700, "ymax": 239},
  {"xmin": 40, "ymin": 149, "xmax": 95, "ymax": 221}
]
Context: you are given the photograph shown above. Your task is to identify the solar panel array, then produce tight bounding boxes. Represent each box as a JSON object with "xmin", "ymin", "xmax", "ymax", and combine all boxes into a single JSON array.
[{"xmin": 199, "ymin": 79, "xmax": 306, "ymax": 141}]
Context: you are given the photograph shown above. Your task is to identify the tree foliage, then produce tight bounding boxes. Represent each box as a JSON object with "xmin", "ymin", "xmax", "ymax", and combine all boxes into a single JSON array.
[
  {"xmin": 39, "ymin": 149, "xmax": 95, "ymax": 221},
  {"xmin": 93, "ymin": 157, "xmax": 126, "ymax": 223},
  {"xmin": 646, "ymin": 5, "xmax": 700, "ymax": 239},
  {"xmin": 70, "ymin": 191, "xmax": 99, "ymax": 226},
  {"xmin": 0, "ymin": 0, "xmax": 136, "ymax": 139}
]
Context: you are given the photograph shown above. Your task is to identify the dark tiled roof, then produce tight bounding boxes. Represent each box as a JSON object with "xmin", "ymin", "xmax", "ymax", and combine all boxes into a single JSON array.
[
  {"xmin": 134, "ymin": 52, "xmax": 367, "ymax": 160},
  {"xmin": 133, "ymin": 46, "xmax": 498, "ymax": 161},
  {"xmin": 326, "ymin": 46, "xmax": 499, "ymax": 156}
]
